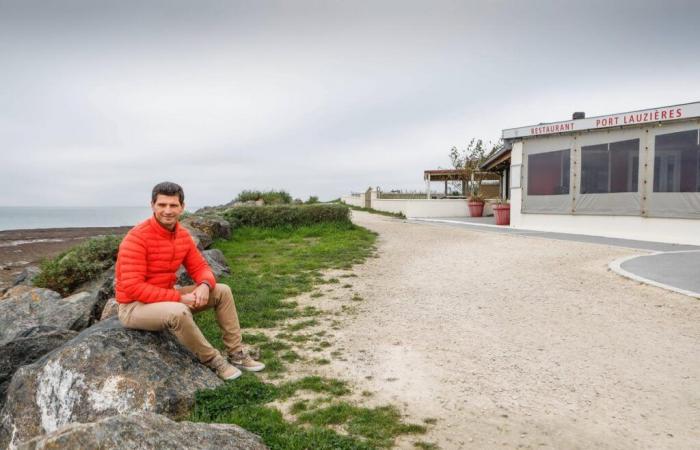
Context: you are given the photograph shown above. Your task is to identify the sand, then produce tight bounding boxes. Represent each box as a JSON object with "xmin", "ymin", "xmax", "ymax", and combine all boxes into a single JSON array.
[{"xmin": 295, "ymin": 211, "xmax": 699, "ymax": 449}]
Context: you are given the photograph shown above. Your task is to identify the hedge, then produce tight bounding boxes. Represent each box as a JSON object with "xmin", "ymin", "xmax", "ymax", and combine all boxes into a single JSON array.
[
  {"xmin": 34, "ymin": 235, "xmax": 121, "ymax": 296},
  {"xmin": 223, "ymin": 204, "xmax": 351, "ymax": 228}
]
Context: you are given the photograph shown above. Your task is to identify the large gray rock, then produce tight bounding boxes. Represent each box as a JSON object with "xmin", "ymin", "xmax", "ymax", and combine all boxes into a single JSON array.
[
  {"xmin": 99, "ymin": 297, "xmax": 119, "ymax": 321},
  {"xmin": 0, "ymin": 318, "xmax": 222, "ymax": 448},
  {"xmin": 177, "ymin": 249, "xmax": 231, "ymax": 286},
  {"xmin": 17, "ymin": 412, "xmax": 267, "ymax": 450},
  {"xmin": 12, "ymin": 266, "xmax": 41, "ymax": 288},
  {"xmin": 186, "ymin": 228, "xmax": 213, "ymax": 251},
  {"xmin": 0, "ymin": 288, "xmax": 100, "ymax": 345},
  {"xmin": 0, "ymin": 327, "xmax": 78, "ymax": 407},
  {"xmin": 182, "ymin": 216, "xmax": 232, "ymax": 241}
]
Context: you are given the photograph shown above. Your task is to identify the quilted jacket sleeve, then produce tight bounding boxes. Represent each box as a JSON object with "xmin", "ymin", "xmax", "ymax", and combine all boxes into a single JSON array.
[
  {"xmin": 117, "ymin": 232, "xmax": 181, "ymax": 303},
  {"xmin": 182, "ymin": 234, "xmax": 217, "ymax": 288}
]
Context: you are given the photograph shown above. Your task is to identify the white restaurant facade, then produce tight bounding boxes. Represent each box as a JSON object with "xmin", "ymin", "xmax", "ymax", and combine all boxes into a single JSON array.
[{"xmin": 503, "ymin": 101, "xmax": 700, "ymax": 246}]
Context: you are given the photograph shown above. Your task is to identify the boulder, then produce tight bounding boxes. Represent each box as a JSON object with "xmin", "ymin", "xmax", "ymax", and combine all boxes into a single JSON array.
[
  {"xmin": 12, "ymin": 266, "xmax": 41, "ymax": 288},
  {"xmin": 17, "ymin": 412, "xmax": 267, "ymax": 450},
  {"xmin": 185, "ymin": 227, "xmax": 213, "ymax": 251},
  {"xmin": 182, "ymin": 216, "xmax": 231, "ymax": 241},
  {"xmin": 0, "ymin": 318, "xmax": 222, "ymax": 448},
  {"xmin": 99, "ymin": 298, "xmax": 119, "ymax": 321},
  {"xmin": 0, "ymin": 326, "xmax": 78, "ymax": 407},
  {"xmin": 0, "ymin": 288, "xmax": 102, "ymax": 345},
  {"xmin": 177, "ymin": 249, "xmax": 231, "ymax": 286}
]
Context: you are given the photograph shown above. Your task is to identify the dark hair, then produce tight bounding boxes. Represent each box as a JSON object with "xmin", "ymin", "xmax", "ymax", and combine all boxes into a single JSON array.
[{"xmin": 151, "ymin": 181, "xmax": 185, "ymax": 205}]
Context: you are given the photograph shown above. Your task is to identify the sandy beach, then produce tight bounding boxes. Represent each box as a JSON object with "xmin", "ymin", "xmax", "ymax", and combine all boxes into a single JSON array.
[
  {"xmin": 0, "ymin": 227, "xmax": 130, "ymax": 292},
  {"xmin": 286, "ymin": 211, "xmax": 699, "ymax": 449}
]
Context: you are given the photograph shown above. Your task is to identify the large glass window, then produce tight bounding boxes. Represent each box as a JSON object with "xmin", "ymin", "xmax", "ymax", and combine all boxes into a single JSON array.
[
  {"xmin": 653, "ymin": 129, "xmax": 700, "ymax": 192},
  {"xmin": 527, "ymin": 149, "xmax": 570, "ymax": 195},
  {"xmin": 581, "ymin": 139, "xmax": 639, "ymax": 194}
]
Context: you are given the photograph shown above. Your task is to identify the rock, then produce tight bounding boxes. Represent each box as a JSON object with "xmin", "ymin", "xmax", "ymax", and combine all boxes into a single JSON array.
[
  {"xmin": 1, "ymin": 285, "xmax": 34, "ymax": 300},
  {"xmin": 17, "ymin": 411, "xmax": 268, "ymax": 450},
  {"xmin": 12, "ymin": 266, "xmax": 41, "ymax": 288},
  {"xmin": 99, "ymin": 298, "xmax": 119, "ymax": 321},
  {"xmin": 0, "ymin": 318, "xmax": 222, "ymax": 448},
  {"xmin": 0, "ymin": 288, "xmax": 104, "ymax": 345},
  {"xmin": 182, "ymin": 216, "xmax": 232, "ymax": 240},
  {"xmin": 185, "ymin": 227, "xmax": 213, "ymax": 251},
  {"xmin": 0, "ymin": 326, "xmax": 78, "ymax": 407},
  {"xmin": 177, "ymin": 249, "xmax": 231, "ymax": 286}
]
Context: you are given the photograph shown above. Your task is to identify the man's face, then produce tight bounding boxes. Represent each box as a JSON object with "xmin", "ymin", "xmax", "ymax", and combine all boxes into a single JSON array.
[{"xmin": 151, "ymin": 194, "xmax": 184, "ymax": 229}]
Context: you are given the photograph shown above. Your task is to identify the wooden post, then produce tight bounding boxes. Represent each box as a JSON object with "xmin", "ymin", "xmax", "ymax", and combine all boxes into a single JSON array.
[{"xmin": 426, "ymin": 174, "xmax": 431, "ymax": 199}]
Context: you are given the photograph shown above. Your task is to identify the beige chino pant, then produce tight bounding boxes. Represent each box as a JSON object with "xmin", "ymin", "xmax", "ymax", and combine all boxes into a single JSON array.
[{"xmin": 118, "ymin": 283, "xmax": 243, "ymax": 364}]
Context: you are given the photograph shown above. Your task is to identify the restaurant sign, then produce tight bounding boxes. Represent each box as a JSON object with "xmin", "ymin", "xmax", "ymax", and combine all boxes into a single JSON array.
[{"xmin": 502, "ymin": 101, "xmax": 700, "ymax": 139}]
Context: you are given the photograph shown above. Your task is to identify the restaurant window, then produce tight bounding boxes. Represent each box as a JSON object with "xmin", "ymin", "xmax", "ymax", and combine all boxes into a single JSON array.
[
  {"xmin": 581, "ymin": 139, "xmax": 639, "ymax": 194},
  {"xmin": 653, "ymin": 129, "xmax": 700, "ymax": 192},
  {"xmin": 527, "ymin": 149, "xmax": 570, "ymax": 195}
]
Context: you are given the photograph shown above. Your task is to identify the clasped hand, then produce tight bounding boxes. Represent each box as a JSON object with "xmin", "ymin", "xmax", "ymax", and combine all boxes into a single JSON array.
[{"xmin": 180, "ymin": 284, "xmax": 210, "ymax": 309}]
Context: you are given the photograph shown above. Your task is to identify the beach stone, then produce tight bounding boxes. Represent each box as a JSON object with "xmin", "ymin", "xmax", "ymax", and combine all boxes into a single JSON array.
[
  {"xmin": 12, "ymin": 266, "xmax": 41, "ymax": 288},
  {"xmin": 177, "ymin": 249, "xmax": 231, "ymax": 286},
  {"xmin": 182, "ymin": 216, "xmax": 232, "ymax": 240},
  {"xmin": 0, "ymin": 288, "xmax": 103, "ymax": 345},
  {"xmin": 0, "ymin": 326, "xmax": 78, "ymax": 407},
  {"xmin": 17, "ymin": 412, "xmax": 267, "ymax": 450},
  {"xmin": 0, "ymin": 318, "xmax": 222, "ymax": 448},
  {"xmin": 99, "ymin": 298, "xmax": 119, "ymax": 321}
]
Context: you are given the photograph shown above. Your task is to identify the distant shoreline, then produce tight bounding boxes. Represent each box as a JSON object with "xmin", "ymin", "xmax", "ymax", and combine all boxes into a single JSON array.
[{"xmin": 0, "ymin": 226, "xmax": 132, "ymax": 292}]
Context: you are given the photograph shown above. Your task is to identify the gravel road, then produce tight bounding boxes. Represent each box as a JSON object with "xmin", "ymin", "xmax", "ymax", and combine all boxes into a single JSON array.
[{"xmin": 322, "ymin": 211, "xmax": 700, "ymax": 449}]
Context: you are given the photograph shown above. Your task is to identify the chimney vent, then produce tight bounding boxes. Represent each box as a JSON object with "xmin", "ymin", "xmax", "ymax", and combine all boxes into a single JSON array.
[{"xmin": 572, "ymin": 111, "xmax": 585, "ymax": 120}]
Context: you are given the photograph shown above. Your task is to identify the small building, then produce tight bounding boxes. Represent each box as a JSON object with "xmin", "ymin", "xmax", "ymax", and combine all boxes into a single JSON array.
[{"xmin": 502, "ymin": 101, "xmax": 700, "ymax": 245}]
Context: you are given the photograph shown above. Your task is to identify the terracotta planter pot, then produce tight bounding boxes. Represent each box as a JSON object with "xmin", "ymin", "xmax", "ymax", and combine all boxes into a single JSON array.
[
  {"xmin": 468, "ymin": 201, "xmax": 484, "ymax": 217},
  {"xmin": 493, "ymin": 204, "xmax": 511, "ymax": 225}
]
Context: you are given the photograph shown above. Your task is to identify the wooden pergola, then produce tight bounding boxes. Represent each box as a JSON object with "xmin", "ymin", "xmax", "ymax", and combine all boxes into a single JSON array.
[{"xmin": 423, "ymin": 169, "xmax": 499, "ymax": 199}]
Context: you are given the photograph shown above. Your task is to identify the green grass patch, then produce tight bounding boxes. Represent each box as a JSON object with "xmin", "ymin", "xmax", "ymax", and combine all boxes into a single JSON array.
[
  {"xmin": 297, "ymin": 403, "xmax": 427, "ymax": 448},
  {"xmin": 192, "ymin": 375, "xmax": 423, "ymax": 449},
  {"xmin": 414, "ymin": 442, "xmax": 439, "ymax": 449},
  {"xmin": 194, "ymin": 222, "xmax": 375, "ymax": 345}
]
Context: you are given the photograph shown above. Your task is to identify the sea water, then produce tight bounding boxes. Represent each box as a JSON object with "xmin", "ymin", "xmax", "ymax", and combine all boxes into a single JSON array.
[{"xmin": 0, "ymin": 206, "xmax": 157, "ymax": 231}]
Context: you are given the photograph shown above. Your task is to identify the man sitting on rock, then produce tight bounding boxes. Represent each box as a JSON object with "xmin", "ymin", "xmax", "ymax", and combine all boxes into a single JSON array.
[{"xmin": 115, "ymin": 181, "xmax": 264, "ymax": 380}]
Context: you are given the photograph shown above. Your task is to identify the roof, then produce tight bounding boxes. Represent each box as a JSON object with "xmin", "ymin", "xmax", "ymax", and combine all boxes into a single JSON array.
[
  {"xmin": 502, "ymin": 101, "xmax": 700, "ymax": 140},
  {"xmin": 480, "ymin": 144, "xmax": 511, "ymax": 171},
  {"xmin": 423, "ymin": 169, "xmax": 499, "ymax": 181}
]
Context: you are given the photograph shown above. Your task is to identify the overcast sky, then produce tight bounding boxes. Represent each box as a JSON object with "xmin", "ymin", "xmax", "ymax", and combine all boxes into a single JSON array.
[{"xmin": 1, "ymin": 0, "xmax": 699, "ymax": 207}]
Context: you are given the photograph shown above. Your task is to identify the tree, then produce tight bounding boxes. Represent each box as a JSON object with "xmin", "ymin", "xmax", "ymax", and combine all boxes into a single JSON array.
[{"xmin": 447, "ymin": 139, "xmax": 487, "ymax": 201}]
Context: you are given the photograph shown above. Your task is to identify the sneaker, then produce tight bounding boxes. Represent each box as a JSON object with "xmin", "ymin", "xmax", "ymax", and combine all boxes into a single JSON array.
[
  {"xmin": 207, "ymin": 355, "xmax": 242, "ymax": 381},
  {"xmin": 228, "ymin": 350, "xmax": 266, "ymax": 372}
]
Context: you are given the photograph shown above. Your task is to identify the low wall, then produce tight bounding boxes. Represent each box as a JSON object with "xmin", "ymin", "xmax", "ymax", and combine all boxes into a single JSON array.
[
  {"xmin": 341, "ymin": 195, "xmax": 364, "ymax": 208},
  {"xmin": 343, "ymin": 190, "xmax": 494, "ymax": 218}
]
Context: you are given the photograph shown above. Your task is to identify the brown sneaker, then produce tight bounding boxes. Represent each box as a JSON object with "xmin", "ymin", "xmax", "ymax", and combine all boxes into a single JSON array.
[
  {"xmin": 207, "ymin": 355, "xmax": 242, "ymax": 381},
  {"xmin": 228, "ymin": 350, "xmax": 265, "ymax": 372}
]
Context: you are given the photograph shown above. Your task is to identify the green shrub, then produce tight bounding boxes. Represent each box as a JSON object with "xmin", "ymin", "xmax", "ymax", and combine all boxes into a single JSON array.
[
  {"xmin": 223, "ymin": 204, "xmax": 351, "ymax": 229},
  {"xmin": 34, "ymin": 235, "xmax": 121, "ymax": 296},
  {"xmin": 305, "ymin": 196, "xmax": 319, "ymax": 204},
  {"xmin": 236, "ymin": 190, "xmax": 293, "ymax": 205}
]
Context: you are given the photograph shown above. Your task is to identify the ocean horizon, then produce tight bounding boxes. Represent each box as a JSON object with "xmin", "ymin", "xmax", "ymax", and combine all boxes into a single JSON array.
[{"xmin": 0, "ymin": 206, "xmax": 200, "ymax": 231}]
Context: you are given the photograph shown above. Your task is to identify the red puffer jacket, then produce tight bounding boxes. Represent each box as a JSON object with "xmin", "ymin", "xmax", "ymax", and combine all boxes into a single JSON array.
[{"xmin": 115, "ymin": 215, "xmax": 216, "ymax": 304}]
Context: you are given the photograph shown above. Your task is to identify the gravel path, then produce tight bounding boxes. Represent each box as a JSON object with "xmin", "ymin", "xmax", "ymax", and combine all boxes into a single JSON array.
[{"xmin": 323, "ymin": 211, "xmax": 700, "ymax": 449}]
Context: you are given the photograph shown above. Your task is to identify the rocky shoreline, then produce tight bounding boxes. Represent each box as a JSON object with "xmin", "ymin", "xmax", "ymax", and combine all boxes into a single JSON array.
[
  {"xmin": 0, "ymin": 214, "xmax": 268, "ymax": 449},
  {"xmin": 0, "ymin": 227, "xmax": 132, "ymax": 293}
]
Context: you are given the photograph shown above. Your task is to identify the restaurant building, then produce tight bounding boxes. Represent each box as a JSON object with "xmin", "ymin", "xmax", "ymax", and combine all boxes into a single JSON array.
[{"xmin": 502, "ymin": 101, "xmax": 700, "ymax": 245}]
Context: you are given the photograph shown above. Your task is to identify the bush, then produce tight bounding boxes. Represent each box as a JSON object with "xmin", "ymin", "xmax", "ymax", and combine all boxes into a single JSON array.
[
  {"xmin": 235, "ymin": 190, "xmax": 292, "ymax": 205},
  {"xmin": 223, "ymin": 204, "xmax": 351, "ymax": 229},
  {"xmin": 305, "ymin": 196, "xmax": 319, "ymax": 204},
  {"xmin": 34, "ymin": 235, "xmax": 121, "ymax": 296}
]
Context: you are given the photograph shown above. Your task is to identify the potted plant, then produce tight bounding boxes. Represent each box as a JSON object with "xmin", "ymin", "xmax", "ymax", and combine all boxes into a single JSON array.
[
  {"xmin": 467, "ymin": 183, "xmax": 485, "ymax": 217},
  {"xmin": 493, "ymin": 198, "xmax": 510, "ymax": 225}
]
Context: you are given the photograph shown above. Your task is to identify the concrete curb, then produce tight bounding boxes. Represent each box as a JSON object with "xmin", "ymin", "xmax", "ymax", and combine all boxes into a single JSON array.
[{"xmin": 608, "ymin": 252, "xmax": 700, "ymax": 299}]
